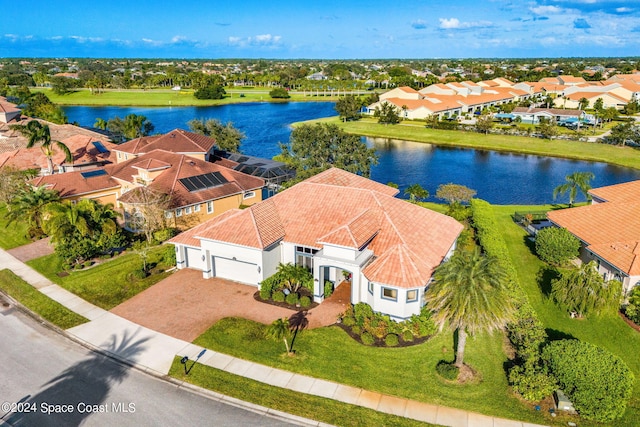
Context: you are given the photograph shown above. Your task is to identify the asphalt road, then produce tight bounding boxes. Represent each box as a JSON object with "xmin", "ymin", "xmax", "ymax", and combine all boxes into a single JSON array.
[{"xmin": 0, "ymin": 301, "xmax": 298, "ymax": 427}]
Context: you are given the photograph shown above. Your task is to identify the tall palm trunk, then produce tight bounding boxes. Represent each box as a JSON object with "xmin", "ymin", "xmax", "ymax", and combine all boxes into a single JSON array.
[
  {"xmin": 283, "ymin": 338, "xmax": 290, "ymax": 354},
  {"xmin": 454, "ymin": 328, "xmax": 467, "ymax": 368}
]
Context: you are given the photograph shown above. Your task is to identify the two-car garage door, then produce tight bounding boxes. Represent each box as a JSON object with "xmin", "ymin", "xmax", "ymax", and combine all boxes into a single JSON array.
[{"xmin": 212, "ymin": 256, "xmax": 259, "ymax": 285}]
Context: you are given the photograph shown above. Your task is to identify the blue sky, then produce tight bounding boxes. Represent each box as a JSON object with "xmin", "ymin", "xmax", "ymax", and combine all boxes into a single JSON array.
[{"xmin": 2, "ymin": 0, "xmax": 639, "ymax": 58}]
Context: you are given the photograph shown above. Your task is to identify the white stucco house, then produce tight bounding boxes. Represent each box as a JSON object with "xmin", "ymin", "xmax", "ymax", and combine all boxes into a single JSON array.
[
  {"xmin": 547, "ymin": 180, "xmax": 640, "ymax": 295},
  {"xmin": 169, "ymin": 168, "xmax": 463, "ymax": 320}
]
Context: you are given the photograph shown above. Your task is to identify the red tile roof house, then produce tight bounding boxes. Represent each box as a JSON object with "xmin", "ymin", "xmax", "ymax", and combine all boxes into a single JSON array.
[
  {"xmin": 113, "ymin": 128, "xmax": 217, "ymax": 164},
  {"xmin": 169, "ymin": 168, "xmax": 463, "ymax": 320},
  {"xmin": 547, "ymin": 180, "xmax": 640, "ymax": 294},
  {"xmin": 32, "ymin": 149, "xmax": 265, "ymax": 231}
]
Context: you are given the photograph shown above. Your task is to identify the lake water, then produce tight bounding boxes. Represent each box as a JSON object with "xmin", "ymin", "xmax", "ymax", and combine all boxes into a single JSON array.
[{"xmin": 63, "ymin": 103, "xmax": 640, "ymax": 205}]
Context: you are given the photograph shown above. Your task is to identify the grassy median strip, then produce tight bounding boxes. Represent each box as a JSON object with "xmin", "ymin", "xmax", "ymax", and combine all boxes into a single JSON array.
[
  {"xmin": 168, "ymin": 357, "xmax": 438, "ymax": 427},
  {"xmin": 0, "ymin": 269, "xmax": 87, "ymax": 329},
  {"xmin": 307, "ymin": 117, "xmax": 640, "ymax": 171}
]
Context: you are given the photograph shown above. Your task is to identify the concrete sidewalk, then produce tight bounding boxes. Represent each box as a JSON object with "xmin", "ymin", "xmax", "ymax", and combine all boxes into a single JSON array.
[{"xmin": 0, "ymin": 248, "xmax": 548, "ymax": 427}]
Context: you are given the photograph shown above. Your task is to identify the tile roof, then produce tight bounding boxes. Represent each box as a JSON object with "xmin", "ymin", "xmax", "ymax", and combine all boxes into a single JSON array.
[
  {"xmin": 32, "ymin": 169, "xmax": 119, "ymax": 198},
  {"xmin": 548, "ymin": 180, "xmax": 640, "ymax": 276},
  {"xmin": 116, "ymin": 129, "xmax": 216, "ymax": 155},
  {"xmin": 171, "ymin": 167, "xmax": 462, "ymax": 289}
]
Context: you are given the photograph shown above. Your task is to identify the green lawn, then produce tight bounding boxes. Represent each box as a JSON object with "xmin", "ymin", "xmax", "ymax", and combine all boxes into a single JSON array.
[
  {"xmin": 34, "ymin": 88, "xmax": 343, "ymax": 106},
  {"xmin": 192, "ymin": 318, "xmax": 549, "ymax": 425},
  {"xmin": 26, "ymin": 245, "xmax": 174, "ymax": 310},
  {"xmin": 169, "ymin": 357, "xmax": 438, "ymax": 427},
  {"xmin": 307, "ymin": 117, "xmax": 640, "ymax": 171},
  {"xmin": 0, "ymin": 269, "xmax": 87, "ymax": 329},
  {"xmin": 0, "ymin": 204, "xmax": 33, "ymax": 249},
  {"xmin": 493, "ymin": 204, "xmax": 640, "ymax": 427}
]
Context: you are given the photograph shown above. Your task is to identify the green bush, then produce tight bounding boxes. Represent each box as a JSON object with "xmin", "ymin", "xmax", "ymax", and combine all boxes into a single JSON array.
[
  {"xmin": 350, "ymin": 325, "xmax": 362, "ymax": 335},
  {"xmin": 542, "ymin": 340, "xmax": 635, "ymax": 422},
  {"xmin": 259, "ymin": 287, "xmax": 271, "ymax": 300},
  {"xmin": 384, "ymin": 334, "xmax": 399, "ymax": 347},
  {"xmin": 360, "ymin": 332, "xmax": 375, "ymax": 345},
  {"xmin": 299, "ymin": 295, "xmax": 311, "ymax": 307},
  {"xmin": 324, "ymin": 281, "xmax": 333, "ymax": 298},
  {"xmin": 272, "ymin": 291, "xmax": 285, "ymax": 302},
  {"xmin": 624, "ymin": 286, "xmax": 640, "ymax": 324},
  {"xmin": 401, "ymin": 329, "xmax": 414, "ymax": 342},
  {"xmin": 153, "ymin": 228, "xmax": 178, "ymax": 242},
  {"xmin": 341, "ymin": 315, "xmax": 356, "ymax": 327},
  {"xmin": 534, "ymin": 227, "xmax": 580, "ymax": 266},
  {"xmin": 269, "ymin": 87, "xmax": 290, "ymax": 99},
  {"xmin": 353, "ymin": 302, "xmax": 373, "ymax": 326},
  {"xmin": 285, "ymin": 292, "xmax": 299, "ymax": 305},
  {"xmin": 436, "ymin": 361, "xmax": 459, "ymax": 380},
  {"xmin": 508, "ymin": 364, "xmax": 556, "ymax": 401}
]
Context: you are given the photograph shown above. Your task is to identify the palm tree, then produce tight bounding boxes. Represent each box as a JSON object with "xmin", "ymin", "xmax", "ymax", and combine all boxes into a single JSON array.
[
  {"xmin": 426, "ymin": 248, "xmax": 514, "ymax": 368},
  {"xmin": 553, "ymin": 171, "xmax": 595, "ymax": 207},
  {"xmin": 404, "ymin": 183, "xmax": 429, "ymax": 203},
  {"xmin": 7, "ymin": 185, "xmax": 60, "ymax": 234},
  {"xmin": 266, "ymin": 318, "xmax": 292, "ymax": 354},
  {"xmin": 11, "ymin": 121, "xmax": 72, "ymax": 174},
  {"xmin": 42, "ymin": 200, "xmax": 92, "ymax": 243}
]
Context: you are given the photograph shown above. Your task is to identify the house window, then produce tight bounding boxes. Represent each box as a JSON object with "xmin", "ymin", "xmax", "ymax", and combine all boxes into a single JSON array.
[
  {"xmin": 407, "ymin": 289, "xmax": 418, "ymax": 302},
  {"xmin": 164, "ymin": 211, "xmax": 173, "ymax": 219},
  {"xmin": 194, "ymin": 204, "xmax": 201, "ymax": 212},
  {"xmin": 295, "ymin": 245, "xmax": 318, "ymax": 272},
  {"xmin": 243, "ymin": 191, "xmax": 256, "ymax": 200},
  {"xmin": 381, "ymin": 287, "xmax": 397, "ymax": 301},
  {"xmin": 368, "ymin": 282, "xmax": 374, "ymax": 295},
  {"xmin": 207, "ymin": 201, "xmax": 214, "ymax": 214},
  {"xmin": 185, "ymin": 206, "xmax": 192, "ymax": 215},
  {"xmin": 176, "ymin": 208, "xmax": 183, "ymax": 217}
]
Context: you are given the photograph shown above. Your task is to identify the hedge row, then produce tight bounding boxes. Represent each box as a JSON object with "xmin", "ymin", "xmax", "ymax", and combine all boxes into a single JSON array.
[{"xmin": 470, "ymin": 199, "xmax": 555, "ymax": 401}]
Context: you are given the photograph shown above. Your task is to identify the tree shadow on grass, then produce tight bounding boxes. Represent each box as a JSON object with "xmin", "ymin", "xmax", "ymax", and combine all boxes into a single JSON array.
[
  {"xmin": 522, "ymin": 234, "xmax": 537, "ymax": 256},
  {"xmin": 545, "ymin": 328, "xmax": 576, "ymax": 341},
  {"xmin": 2, "ymin": 330, "xmax": 148, "ymax": 427},
  {"xmin": 537, "ymin": 266, "xmax": 560, "ymax": 297}
]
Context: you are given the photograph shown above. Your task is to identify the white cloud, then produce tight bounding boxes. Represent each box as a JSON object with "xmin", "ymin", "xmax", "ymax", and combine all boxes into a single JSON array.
[
  {"xmin": 228, "ymin": 34, "xmax": 282, "ymax": 47},
  {"xmin": 529, "ymin": 5, "xmax": 562, "ymax": 15},
  {"xmin": 616, "ymin": 7, "xmax": 632, "ymax": 13},
  {"xmin": 439, "ymin": 18, "xmax": 492, "ymax": 30}
]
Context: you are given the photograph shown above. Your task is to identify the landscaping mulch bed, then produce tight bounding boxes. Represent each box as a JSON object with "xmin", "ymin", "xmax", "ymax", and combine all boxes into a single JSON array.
[
  {"xmin": 253, "ymin": 291, "xmax": 319, "ymax": 311},
  {"xmin": 619, "ymin": 310, "xmax": 640, "ymax": 332},
  {"xmin": 335, "ymin": 322, "xmax": 432, "ymax": 348}
]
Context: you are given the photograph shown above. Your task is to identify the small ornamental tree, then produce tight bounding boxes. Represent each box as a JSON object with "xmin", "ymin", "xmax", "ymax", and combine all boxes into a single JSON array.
[
  {"xmin": 534, "ymin": 227, "xmax": 580, "ymax": 266},
  {"xmin": 374, "ymin": 102, "xmax": 400, "ymax": 124},
  {"xmin": 623, "ymin": 286, "xmax": 640, "ymax": 324},
  {"xmin": 542, "ymin": 340, "xmax": 635, "ymax": 422}
]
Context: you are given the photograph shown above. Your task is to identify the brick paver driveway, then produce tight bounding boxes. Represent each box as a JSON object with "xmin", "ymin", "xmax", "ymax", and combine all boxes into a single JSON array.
[{"xmin": 111, "ymin": 268, "xmax": 349, "ymax": 342}]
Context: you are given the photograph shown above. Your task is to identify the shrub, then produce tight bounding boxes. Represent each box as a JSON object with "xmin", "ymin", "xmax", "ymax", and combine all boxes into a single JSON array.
[
  {"xmin": 542, "ymin": 340, "xmax": 635, "ymax": 422},
  {"xmin": 401, "ymin": 329, "xmax": 414, "ymax": 342},
  {"xmin": 341, "ymin": 315, "xmax": 356, "ymax": 327},
  {"xmin": 353, "ymin": 302, "xmax": 373, "ymax": 326},
  {"xmin": 623, "ymin": 286, "xmax": 640, "ymax": 324},
  {"xmin": 535, "ymin": 227, "xmax": 580, "ymax": 266},
  {"xmin": 350, "ymin": 325, "xmax": 362, "ymax": 335},
  {"xmin": 360, "ymin": 332, "xmax": 375, "ymax": 345},
  {"xmin": 384, "ymin": 333, "xmax": 399, "ymax": 347},
  {"xmin": 272, "ymin": 291, "xmax": 285, "ymax": 302},
  {"xmin": 269, "ymin": 87, "xmax": 290, "ymax": 99},
  {"xmin": 436, "ymin": 361, "xmax": 459, "ymax": 380},
  {"xmin": 153, "ymin": 228, "xmax": 178, "ymax": 242},
  {"xmin": 299, "ymin": 295, "xmax": 311, "ymax": 307},
  {"xmin": 259, "ymin": 287, "xmax": 272, "ymax": 300},
  {"xmin": 324, "ymin": 281, "xmax": 333, "ymax": 298},
  {"xmin": 285, "ymin": 292, "xmax": 299, "ymax": 306},
  {"xmin": 509, "ymin": 364, "xmax": 556, "ymax": 401}
]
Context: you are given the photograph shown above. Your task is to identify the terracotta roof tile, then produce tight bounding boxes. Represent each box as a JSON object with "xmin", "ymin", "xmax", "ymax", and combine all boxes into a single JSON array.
[
  {"xmin": 589, "ymin": 180, "xmax": 640, "ymax": 203},
  {"xmin": 116, "ymin": 129, "xmax": 215, "ymax": 155}
]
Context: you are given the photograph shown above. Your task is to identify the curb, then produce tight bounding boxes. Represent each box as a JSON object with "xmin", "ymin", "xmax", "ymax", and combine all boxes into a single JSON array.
[{"xmin": 0, "ymin": 290, "xmax": 330, "ymax": 427}]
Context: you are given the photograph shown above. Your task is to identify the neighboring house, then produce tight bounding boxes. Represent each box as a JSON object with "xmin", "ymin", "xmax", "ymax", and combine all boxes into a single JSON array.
[
  {"xmin": 511, "ymin": 107, "xmax": 586, "ymax": 124},
  {"xmin": 0, "ymin": 121, "xmax": 115, "ymax": 174},
  {"xmin": 0, "ymin": 97, "xmax": 21, "ymax": 123},
  {"xmin": 547, "ymin": 180, "xmax": 640, "ymax": 294},
  {"xmin": 169, "ymin": 168, "xmax": 463, "ymax": 321},
  {"xmin": 113, "ymin": 129, "xmax": 217, "ymax": 163},
  {"xmin": 32, "ymin": 149, "xmax": 265, "ymax": 231}
]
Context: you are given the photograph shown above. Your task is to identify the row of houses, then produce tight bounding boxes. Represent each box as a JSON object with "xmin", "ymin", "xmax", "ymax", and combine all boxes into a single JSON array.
[{"xmin": 366, "ymin": 74, "xmax": 640, "ymax": 121}]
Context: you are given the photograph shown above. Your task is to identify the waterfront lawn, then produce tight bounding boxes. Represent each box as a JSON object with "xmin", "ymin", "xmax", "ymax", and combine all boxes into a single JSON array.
[
  {"xmin": 0, "ymin": 269, "xmax": 88, "ymax": 329},
  {"xmin": 493, "ymin": 204, "xmax": 640, "ymax": 427},
  {"xmin": 169, "ymin": 357, "xmax": 437, "ymax": 427},
  {"xmin": 34, "ymin": 87, "xmax": 342, "ymax": 106},
  {"xmin": 26, "ymin": 246, "xmax": 173, "ymax": 310},
  {"xmin": 311, "ymin": 117, "xmax": 640, "ymax": 171},
  {"xmin": 0, "ymin": 204, "xmax": 32, "ymax": 249},
  {"xmin": 192, "ymin": 318, "xmax": 548, "ymax": 425}
]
